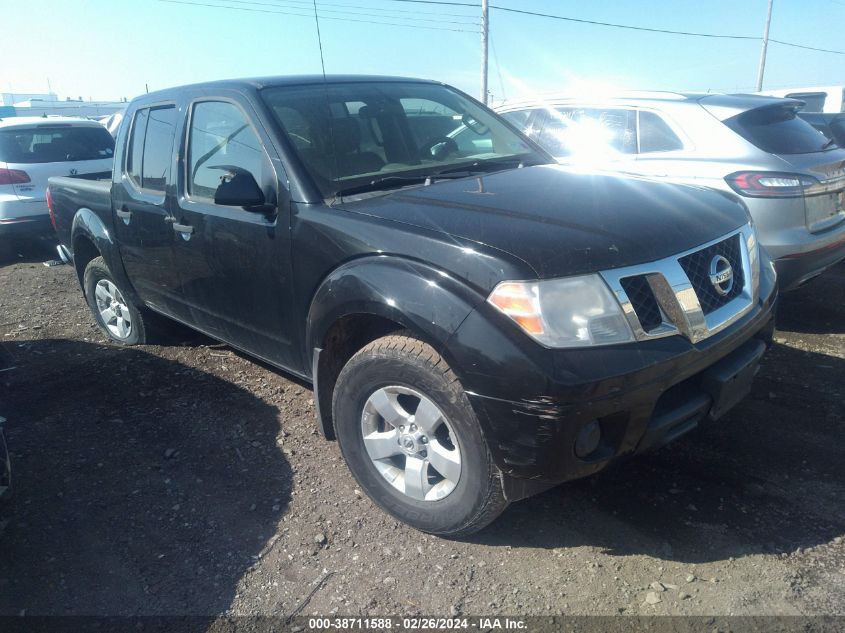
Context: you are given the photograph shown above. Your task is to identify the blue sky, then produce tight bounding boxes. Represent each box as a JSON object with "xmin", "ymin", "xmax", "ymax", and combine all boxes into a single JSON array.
[{"xmin": 1, "ymin": 0, "xmax": 842, "ymax": 103}]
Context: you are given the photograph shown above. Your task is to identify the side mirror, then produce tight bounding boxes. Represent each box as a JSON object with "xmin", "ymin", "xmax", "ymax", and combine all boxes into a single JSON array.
[{"xmin": 211, "ymin": 166, "xmax": 266, "ymax": 208}]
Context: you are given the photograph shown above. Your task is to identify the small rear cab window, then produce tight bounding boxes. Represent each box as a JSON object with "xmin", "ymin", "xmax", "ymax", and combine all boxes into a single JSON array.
[{"xmin": 0, "ymin": 125, "xmax": 114, "ymax": 164}]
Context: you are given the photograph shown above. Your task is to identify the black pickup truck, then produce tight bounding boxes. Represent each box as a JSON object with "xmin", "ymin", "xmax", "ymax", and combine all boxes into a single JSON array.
[{"xmin": 48, "ymin": 76, "xmax": 777, "ymax": 536}]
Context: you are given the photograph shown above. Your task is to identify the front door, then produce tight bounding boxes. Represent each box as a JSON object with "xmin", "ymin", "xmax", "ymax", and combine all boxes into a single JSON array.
[
  {"xmin": 112, "ymin": 104, "xmax": 188, "ymax": 320},
  {"xmin": 169, "ymin": 98, "xmax": 298, "ymax": 369}
]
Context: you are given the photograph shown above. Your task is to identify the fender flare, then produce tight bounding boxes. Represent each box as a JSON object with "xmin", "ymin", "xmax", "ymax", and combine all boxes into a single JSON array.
[
  {"xmin": 70, "ymin": 208, "xmax": 137, "ymax": 303},
  {"xmin": 305, "ymin": 255, "xmax": 486, "ymax": 358},
  {"xmin": 305, "ymin": 256, "xmax": 487, "ymax": 437}
]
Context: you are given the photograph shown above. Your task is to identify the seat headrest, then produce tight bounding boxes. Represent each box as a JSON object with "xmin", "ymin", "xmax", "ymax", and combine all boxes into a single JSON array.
[{"xmin": 331, "ymin": 118, "xmax": 361, "ymax": 153}]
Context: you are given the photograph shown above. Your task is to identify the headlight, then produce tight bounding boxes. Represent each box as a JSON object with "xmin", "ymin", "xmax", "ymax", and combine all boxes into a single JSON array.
[{"xmin": 487, "ymin": 274, "xmax": 634, "ymax": 348}]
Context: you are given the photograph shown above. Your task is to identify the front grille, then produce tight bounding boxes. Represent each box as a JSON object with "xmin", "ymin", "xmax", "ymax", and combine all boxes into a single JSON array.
[
  {"xmin": 620, "ymin": 275, "xmax": 663, "ymax": 332},
  {"xmin": 678, "ymin": 235, "xmax": 744, "ymax": 314},
  {"xmin": 601, "ymin": 226, "xmax": 754, "ymax": 345}
]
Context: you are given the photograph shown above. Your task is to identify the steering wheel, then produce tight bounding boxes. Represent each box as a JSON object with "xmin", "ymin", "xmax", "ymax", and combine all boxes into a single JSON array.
[{"xmin": 419, "ymin": 136, "xmax": 459, "ymax": 161}]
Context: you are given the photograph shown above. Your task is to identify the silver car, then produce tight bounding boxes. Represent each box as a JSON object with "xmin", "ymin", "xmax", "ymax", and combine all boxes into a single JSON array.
[{"xmin": 497, "ymin": 92, "xmax": 845, "ymax": 290}]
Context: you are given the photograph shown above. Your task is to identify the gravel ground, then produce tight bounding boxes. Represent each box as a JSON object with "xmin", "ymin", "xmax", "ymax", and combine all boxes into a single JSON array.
[{"xmin": 0, "ymin": 241, "xmax": 843, "ymax": 618}]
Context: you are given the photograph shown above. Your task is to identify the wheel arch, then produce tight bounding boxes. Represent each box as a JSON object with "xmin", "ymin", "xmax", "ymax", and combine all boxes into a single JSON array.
[
  {"xmin": 70, "ymin": 208, "xmax": 137, "ymax": 303},
  {"xmin": 71, "ymin": 232, "xmax": 101, "ymax": 286},
  {"xmin": 306, "ymin": 256, "xmax": 486, "ymax": 440}
]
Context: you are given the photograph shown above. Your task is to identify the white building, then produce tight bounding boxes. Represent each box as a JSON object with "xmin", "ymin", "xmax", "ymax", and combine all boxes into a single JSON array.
[
  {"xmin": 1, "ymin": 92, "xmax": 57, "ymax": 106},
  {"xmin": 1, "ymin": 92, "xmax": 127, "ymax": 118}
]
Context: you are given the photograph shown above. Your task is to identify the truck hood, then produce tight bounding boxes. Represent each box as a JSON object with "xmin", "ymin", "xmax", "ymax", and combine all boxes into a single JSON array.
[{"xmin": 341, "ymin": 165, "xmax": 749, "ymax": 278}]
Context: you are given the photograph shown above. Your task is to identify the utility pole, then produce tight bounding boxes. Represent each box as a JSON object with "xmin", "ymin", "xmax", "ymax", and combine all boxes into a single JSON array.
[
  {"xmin": 480, "ymin": 0, "xmax": 489, "ymax": 104},
  {"xmin": 755, "ymin": 0, "xmax": 774, "ymax": 92}
]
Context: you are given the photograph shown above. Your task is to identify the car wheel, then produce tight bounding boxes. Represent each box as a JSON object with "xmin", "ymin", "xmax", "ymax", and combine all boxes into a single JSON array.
[
  {"xmin": 332, "ymin": 333, "xmax": 507, "ymax": 536},
  {"xmin": 83, "ymin": 256, "xmax": 146, "ymax": 345}
]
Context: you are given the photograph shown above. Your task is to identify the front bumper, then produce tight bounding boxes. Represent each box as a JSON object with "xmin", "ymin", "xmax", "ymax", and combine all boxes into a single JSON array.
[{"xmin": 445, "ymin": 256, "xmax": 777, "ymax": 495}]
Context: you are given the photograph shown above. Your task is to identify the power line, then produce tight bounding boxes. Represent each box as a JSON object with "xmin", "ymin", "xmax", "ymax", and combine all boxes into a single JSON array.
[
  {"xmin": 769, "ymin": 38, "xmax": 845, "ymax": 55},
  {"xmin": 488, "ymin": 5, "xmax": 757, "ymax": 41},
  {"xmin": 487, "ymin": 3, "xmax": 845, "ymax": 55},
  {"xmin": 157, "ymin": 0, "xmax": 478, "ymax": 31},
  {"xmin": 260, "ymin": 0, "xmax": 479, "ymax": 19},
  {"xmin": 222, "ymin": 0, "xmax": 480, "ymax": 24},
  {"xmin": 370, "ymin": 0, "xmax": 476, "ymax": 6},
  {"xmin": 159, "ymin": 0, "xmax": 845, "ymax": 55},
  {"xmin": 159, "ymin": 0, "xmax": 311, "ymax": 17}
]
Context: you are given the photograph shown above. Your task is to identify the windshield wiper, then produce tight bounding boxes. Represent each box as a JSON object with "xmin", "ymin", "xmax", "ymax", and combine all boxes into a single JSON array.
[
  {"xmin": 432, "ymin": 156, "xmax": 543, "ymax": 178},
  {"xmin": 332, "ymin": 170, "xmax": 483, "ymax": 199},
  {"xmin": 333, "ymin": 175, "xmax": 429, "ymax": 198},
  {"xmin": 332, "ymin": 157, "xmax": 546, "ymax": 199}
]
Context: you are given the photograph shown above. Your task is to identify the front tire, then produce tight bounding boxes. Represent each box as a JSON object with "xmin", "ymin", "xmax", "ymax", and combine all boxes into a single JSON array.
[
  {"xmin": 83, "ymin": 256, "xmax": 146, "ymax": 345},
  {"xmin": 332, "ymin": 334, "xmax": 507, "ymax": 536}
]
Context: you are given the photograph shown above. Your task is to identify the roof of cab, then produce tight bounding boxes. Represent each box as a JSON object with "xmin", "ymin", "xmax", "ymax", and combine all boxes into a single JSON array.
[
  {"xmin": 0, "ymin": 116, "xmax": 105, "ymax": 130},
  {"xmin": 138, "ymin": 75, "xmax": 443, "ymax": 102}
]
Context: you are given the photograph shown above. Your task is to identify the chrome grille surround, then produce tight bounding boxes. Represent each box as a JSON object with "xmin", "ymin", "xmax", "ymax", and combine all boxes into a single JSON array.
[{"xmin": 601, "ymin": 224, "xmax": 759, "ymax": 344}]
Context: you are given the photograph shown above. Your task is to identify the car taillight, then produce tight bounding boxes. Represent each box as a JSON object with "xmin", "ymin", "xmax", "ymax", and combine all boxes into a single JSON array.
[
  {"xmin": 46, "ymin": 188, "xmax": 57, "ymax": 230},
  {"xmin": 0, "ymin": 167, "xmax": 31, "ymax": 185},
  {"xmin": 725, "ymin": 171, "xmax": 818, "ymax": 198}
]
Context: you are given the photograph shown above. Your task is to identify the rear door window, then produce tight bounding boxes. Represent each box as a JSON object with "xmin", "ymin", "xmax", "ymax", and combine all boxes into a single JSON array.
[
  {"xmin": 141, "ymin": 107, "xmax": 177, "ymax": 192},
  {"xmin": 724, "ymin": 104, "xmax": 833, "ymax": 154},
  {"xmin": 126, "ymin": 109, "xmax": 149, "ymax": 186},
  {"xmin": 637, "ymin": 111, "xmax": 684, "ymax": 153},
  {"xmin": 539, "ymin": 107, "xmax": 637, "ymax": 157},
  {"xmin": 125, "ymin": 105, "xmax": 177, "ymax": 192},
  {"xmin": 0, "ymin": 126, "xmax": 114, "ymax": 164}
]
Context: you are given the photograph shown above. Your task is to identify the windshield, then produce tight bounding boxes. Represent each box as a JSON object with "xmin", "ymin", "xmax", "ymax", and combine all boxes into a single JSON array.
[
  {"xmin": 261, "ymin": 81, "xmax": 547, "ymax": 198},
  {"xmin": 0, "ymin": 125, "xmax": 114, "ymax": 164}
]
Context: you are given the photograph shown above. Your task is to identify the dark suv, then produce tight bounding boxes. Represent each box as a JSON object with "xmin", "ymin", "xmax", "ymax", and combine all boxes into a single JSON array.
[{"xmin": 48, "ymin": 76, "xmax": 777, "ymax": 535}]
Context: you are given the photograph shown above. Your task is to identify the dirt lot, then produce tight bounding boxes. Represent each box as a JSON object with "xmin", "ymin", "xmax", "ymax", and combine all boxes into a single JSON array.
[{"xmin": 0, "ymin": 241, "xmax": 843, "ymax": 618}]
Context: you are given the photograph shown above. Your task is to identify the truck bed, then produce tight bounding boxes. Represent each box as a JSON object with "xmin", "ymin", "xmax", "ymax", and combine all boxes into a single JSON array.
[{"xmin": 48, "ymin": 176, "xmax": 112, "ymax": 255}]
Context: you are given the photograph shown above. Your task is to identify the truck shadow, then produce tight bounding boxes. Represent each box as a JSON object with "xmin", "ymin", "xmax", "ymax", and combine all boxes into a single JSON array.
[
  {"xmin": 775, "ymin": 259, "xmax": 845, "ymax": 335},
  {"xmin": 473, "ymin": 341, "xmax": 845, "ymax": 563},
  {"xmin": 0, "ymin": 339, "xmax": 292, "ymax": 616},
  {"xmin": 0, "ymin": 237, "xmax": 59, "ymax": 267}
]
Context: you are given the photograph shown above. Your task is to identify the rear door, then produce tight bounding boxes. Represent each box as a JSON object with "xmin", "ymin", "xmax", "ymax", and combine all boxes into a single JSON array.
[
  {"xmin": 111, "ymin": 103, "xmax": 189, "ymax": 319},
  {"xmin": 169, "ymin": 95, "xmax": 297, "ymax": 368}
]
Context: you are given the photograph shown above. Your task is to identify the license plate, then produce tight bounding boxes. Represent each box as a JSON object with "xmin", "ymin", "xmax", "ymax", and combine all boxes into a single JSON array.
[
  {"xmin": 701, "ymin": 339, "xmax": 766, "ymax": 420},
  {"xmin": 806, "ymin": 190, "xmax": 845, "ymax": 228}
]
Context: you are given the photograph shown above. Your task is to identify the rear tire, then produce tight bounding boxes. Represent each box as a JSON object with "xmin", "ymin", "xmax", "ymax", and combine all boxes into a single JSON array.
[
  {"xmin": 83, "ymin": 256, "xmax": 147, "ymax": 345},
  {"xmin": 332, "ymin": 334, "xmax": 507, "ymax": 537}
]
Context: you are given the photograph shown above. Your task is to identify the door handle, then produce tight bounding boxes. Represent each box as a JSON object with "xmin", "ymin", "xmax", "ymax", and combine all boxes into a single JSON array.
[
  {"xmin": 115, "ymin": 208, "xmax": 132, "ymax": 221},
  {"xmin": 171, "ymin": 222, "xmax": 194, "ymax": 235}
]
